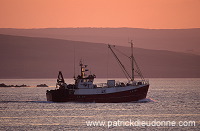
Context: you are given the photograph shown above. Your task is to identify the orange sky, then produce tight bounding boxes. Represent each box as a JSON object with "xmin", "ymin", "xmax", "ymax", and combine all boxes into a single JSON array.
[{"xmin": 0, "ymin": 0, "xmax": 200, "ymax": 29}]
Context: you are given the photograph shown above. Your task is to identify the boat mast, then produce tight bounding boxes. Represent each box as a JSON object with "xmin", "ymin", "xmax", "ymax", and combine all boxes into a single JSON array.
[
  {"xmin": 73, "ymin": 46, "xmax": 76, "ymax": 79},
  {"xmin": 130, "ymin": 40, "xmax": 134, "ymax": 81},
  {"xmin": 108, "ymin": 41, "xmax": 146, "ymax": 82}
]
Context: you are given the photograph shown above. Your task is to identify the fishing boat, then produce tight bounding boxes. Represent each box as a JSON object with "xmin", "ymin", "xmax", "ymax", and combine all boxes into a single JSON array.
[{"xmin": 46, "ymin": 41, "xmax": 149, "ymax": 103}]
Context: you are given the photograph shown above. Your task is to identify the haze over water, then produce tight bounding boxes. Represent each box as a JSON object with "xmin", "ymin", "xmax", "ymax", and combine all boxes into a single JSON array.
[{"xmin": 0, "ymin": 78, "xmax": 199, "ymax": 130}]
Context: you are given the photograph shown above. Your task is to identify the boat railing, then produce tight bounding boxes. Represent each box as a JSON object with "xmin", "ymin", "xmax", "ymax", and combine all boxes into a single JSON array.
[
  {"xmin": 131, "ymin": 80, "xmax": 149, "ymax": 85},
  {"xmin": 95, "ymin": 79, "xmax": 149, "ymax": 88}
]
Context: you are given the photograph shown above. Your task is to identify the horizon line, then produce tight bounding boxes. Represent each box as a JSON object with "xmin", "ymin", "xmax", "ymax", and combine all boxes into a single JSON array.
[{"xmin": 1, "ymin": 27, "xmax": 200, "ymax": 30}]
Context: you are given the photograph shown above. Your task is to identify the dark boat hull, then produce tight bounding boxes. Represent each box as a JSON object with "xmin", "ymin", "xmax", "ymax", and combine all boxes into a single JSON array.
[{"xmin": 46, "ymin": 85, "xmax": 149, "ymax": 103}]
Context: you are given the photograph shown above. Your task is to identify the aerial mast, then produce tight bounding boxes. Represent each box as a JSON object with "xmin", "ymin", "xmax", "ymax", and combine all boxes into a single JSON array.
[
  {"xmin": 130, "ymin": 40, "xmax": 134, "ymax": 81},
  {"xmin": 80, "ymin": 60, "xmax": 84, "ymax": 78}
]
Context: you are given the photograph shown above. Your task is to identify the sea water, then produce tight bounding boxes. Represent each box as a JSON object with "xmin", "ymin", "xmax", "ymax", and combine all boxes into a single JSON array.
[{"xmin": 0, "ymin": 78, "xmax": 199, "ymax": 130}]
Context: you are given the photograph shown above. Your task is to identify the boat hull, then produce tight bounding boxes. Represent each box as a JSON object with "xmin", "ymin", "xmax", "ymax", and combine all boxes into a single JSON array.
[{"xmin": 46, "ymin": 85, "xmax": 149, "ymax": 103}]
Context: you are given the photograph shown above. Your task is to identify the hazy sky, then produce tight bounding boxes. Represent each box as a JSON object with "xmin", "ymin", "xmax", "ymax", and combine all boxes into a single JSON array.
[{"xmin": 0, "ymin": 0, "xmax": 200, "ymax": 29}]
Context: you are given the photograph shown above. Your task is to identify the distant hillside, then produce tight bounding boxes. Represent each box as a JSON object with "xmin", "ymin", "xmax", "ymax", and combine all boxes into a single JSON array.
[
  {"xmin": 0, "ymin": 28, "xmax": 200, "ymax": 55},
  {"xmin": 0, "ymin": 34, "xmax": 199, "ymax": 78}
]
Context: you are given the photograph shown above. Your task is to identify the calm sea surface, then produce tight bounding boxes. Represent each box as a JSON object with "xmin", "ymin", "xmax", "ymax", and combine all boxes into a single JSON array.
[{"xmin": 0, "ymin": 78, "xmax": 199, "ymax": 131}]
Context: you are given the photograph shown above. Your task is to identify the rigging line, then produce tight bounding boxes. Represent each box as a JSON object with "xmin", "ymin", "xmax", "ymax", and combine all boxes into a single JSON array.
[
  {"xmin": 106, "ymin": 44, "xmax": 110, "ymax": 80},
  {"xmin": 110, "ymin": 45, "xmax": 131, "ymax": 80},
  {"xmin": 112, "ymin": 45, "xmax": 133, "ymax": 78},
  {"xmin": 127, "ymin": 55, "xmax": 144, "ymax": 80},
  {"xmin": 114, "ymin": 45, "xmax": 144, "ymax": 81},
  {"xmin": 116, "ymin": 59, "xmax": 130, "ymax": 80},
  {"xmin": 113, "ymin": 46, "xmax": 135, "ymax": 78},
  {"xmin": 112, "ymin": 50, "xmax": 130, "ymax": 80},
  {"xmin": 108, "ymin": 45, "xmax": 131, "ymax": 81},
  {"xmin": 112, "ymin": 47, "xmax": 130, "ymax": 59},
  {"xmin": 133, "ymin": 56, "xmax": 145, "ymax": 80},
  {"xmin": 134, "ymin": 61, "xmax": 143, "ymax": 79}
]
